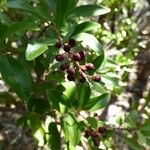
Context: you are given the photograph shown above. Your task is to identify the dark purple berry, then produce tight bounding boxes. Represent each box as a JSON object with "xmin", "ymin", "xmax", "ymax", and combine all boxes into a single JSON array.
[
  {"xmin": 91, "ymin": 131, "xmax": 99, "ymax": 138},
  {"xmin": 92, "ymin": 75, "xmax": 101, "ymax": 82},
  {"xmin": 73, "ymin": 53, "xmax": 81, "ymax": 61},
  {"xmin": 93, "ymin": 138, "xmax": 99, "ymax": 147},
  {"xmin": 85, "ymin": 63, "xmax": 95, "ymax": 70},
  {"xmin": 84, "ymin": 130, "xmax": 90, "ymax": 138},
  {"xmin": 55, "ymin": 54, "xmax": 64, "ymax": 61},
  {"xmin": 79, "ymin": 51, "xmax": 85, "ymax": 60},
  {"xmin": 55, "ymin": 41, "xmax": 62, "ymax": 48},
  {"xmin": 67, "ymin": 74, "xmax": 75, "ymax": 81},
  {"xmin": 63, "ymin": 44, "xmax": 71, "ymax": 52},
  {"xmin": 67, "ymin": 68, "xmax": 75, "ymax": 75},
  {"xmin": 79, "ymin": 76, "xmax": 86, "ymax": 83},
  {"xmin": 60, "ymin": 63, "xmax": 69, "ymax": 71},
  {"xmin": 68, "ymin": 39, "xmax": 76, "ymax": 47},
  {"xmin": 98, "ymin": 127, "xmax": 107, "ymax": 134}
]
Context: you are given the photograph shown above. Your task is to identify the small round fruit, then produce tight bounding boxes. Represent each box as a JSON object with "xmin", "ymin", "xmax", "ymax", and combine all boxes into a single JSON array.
[
  {"xmin": 98, "ymin": 127, "xmax": 107, "ymax": 134},
  {"xmin": 85, "ymin": 63, "xmax": 95, "ymax": 70},
  {"xmin": 84, "ymin": 130, "xmax": 91, "ymax": 138},
  {"xmin": 60, "ymin": 64, "xmax": 69, "ymax": 71},
  {"xmin": 79, "ymin": 51, "xmax": 85, "ymax": 60},
  {"xmin": 63, "ymin": 44, "xmax": 71, "ymax": 52},
  {"xmin": 92, "ymin": 75, "xmax": 101, "ymax": 82},
  {"xmin": 55, "ymin": 54, "xmax": 64, "ymax": 61},
  {"xmin": 73, "ymin": 53, "xmax": 81, "ymax": 61},
  {"xmin": 67, "ymin": 74, "xmax": 75, "ymax": 81},
  {"xmin": 93, "ymin": 138, "xmax": 99, "ymax": 147},
  {"xmin": 68, "ymin": 39, "xmax": 76, "ymax": 47},
  {"xmin": 55, "ymin": 41, "xmax": 62, "ymax": 48},
  {"xmin": 67, "ymin": 68, "xmax": 75, "ymax": 75}
]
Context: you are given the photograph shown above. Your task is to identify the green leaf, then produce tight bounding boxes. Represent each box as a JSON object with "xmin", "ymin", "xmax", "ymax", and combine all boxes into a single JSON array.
[
  {"xmin": 137, "ymin": 131, "xmax": 147, "ymax": 144},
  {"xmin": 73, "ymin": 4, "xmax": 110, "ymax": 17},
  {"xmin": 77, "ymin": 84, "xmax": 91, "ymax": 109},
  {"xmin": 85, "ymin": 93, "xmax": 110, "ymax": 111},
  {"xmin": 140, "ymin": 120, "xmax": 150, "ymax": 137},
  {"xmin": 62, "ymin": 82, "xmax": 76, "ymax": 99},
  {"xmin": 72, "ymin": 33, "xmax": 102, "ymax": 54},
  {"xmin": 7, "ymin": 18, "xmax": 40, "ymax": 35},
  {"xmin": 0, "ymin": 12, "xmax": 12, "ymax": 26},
  {"xmin": 47, "ymin": 89, "xmax": 61, "ymax": 111},
  {"xmin": 72, "ymin": 21, "xmax": 100, "ymax": 36},
  {"xmin": 122, "ymin": 135, "xmax": 144, "ymax": 150},
  {"xmin": 126, "ymin": 110, "xmax": 138, "ymax": 128},
  {"xmin": 6, "ymin": 0, "xmax": 49, "ymax": 20},
  {"xmin": 92, "ymin": 52, "xmax": 105, "ymax": 69},
  {"xmin": 26, "ymin": 38, "xmax": 56, "ymax": 61},
  {"xmin": 86, "ymin": 117, "xmax": 98, "ymax": 129},
  {"xmin": 55, "ymin": 0, "xmax": 78, "ymax": 28},
  {"xmin": 0, "ymin": 22, "xmax": 8, "ymax": 42},
  {"xmin": 0, "ymin": 55, "xmax": 31, "ymax": 100},
  {"xmin": 42, "ymin": 0, "xmax": 56, "ymax": 11},
  {"xmin": 48, "ymin": 122, "xmax": 61, "ymax": 150},
  {"xmin": 27, "ymin": 98, "xmax": 51, "ymax": 114},
  {"xmin": 6, "ymin": 0, "xmax": 32, "ymax": 11},
  {"xmin": 63, "ymin": 114, "xmax": 81, "ymax": 146}
]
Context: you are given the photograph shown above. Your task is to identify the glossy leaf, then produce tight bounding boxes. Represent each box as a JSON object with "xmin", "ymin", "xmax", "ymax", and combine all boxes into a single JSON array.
[
  {"xmin": 140, "ymin": 120, "xmax": 150, "ymax": 137},
  {"xmin": 48, "ymin": 122, "xmax": 61, "ymax": 150},
  {"xmin": 55, "ymin": 0, "xmax": 78, "ymax": 28},
  {"xmin": 63, "ymin": 114, "xmax": 81, "ymax": 146},
  {"xmin": 0, "ymin": 12, "xmax": 12, "ymax": 25},
  {"xmin": 77, "ymin": 84, "xmax": 91, "ymax": 109},
  {"xmin": 27, "ymin": 98, "xmax": 51, "ymax": 114},
  {"xmin": 122, "ymin": 135, "xmax": 144, "ymax": 150},
  {"xmin": 43, "ymin": 0, "xmax": 56, "ymax": 11},
  {"xmin": 126, "ymin": 110, "xmax": 138, "ymax": 128},
  {"xmin": 0, "ymin": 55, "xmax": 31, "ymax": 100},
  {"xmin": 85, "ymin": 93, "xmax": 110, "ymax": 111},
  {"xmin": 6, "ymin": 0, "xmax": 49, "ymax": 20},
  {"xmin": 47, "ymin": 89, "xmax": 61, "ymax": 111},
  {"xmin": 73, "ymin": 4, "xmax": 110, "ymax": 17},
  {"xmin": 72, "ymin": 33, "xmax": 102, "ymax": 54},
  {"xmin": 7, "ymin": 18, "xmax": 40, "ymax": 35},
  {"xmin": 92, "ymin": 52, "xmax": 105, "ymax": 69},
  {"xmin": 72, "ymin": 21, "xmax": 100, "ymax": 36},
  {"xmin": 86, "ymin": 117, "xmax": 98, "ymax": 129},
  {"xmin": 26, "ymin": 39, "xmax": 56, "ymax": 61}
]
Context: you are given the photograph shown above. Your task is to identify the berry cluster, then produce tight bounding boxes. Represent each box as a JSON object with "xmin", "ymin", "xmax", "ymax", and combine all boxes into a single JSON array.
[
  {"xmin": 84, "ymin": 126, "xmax": 107, "ymax": 147},
  {"xmin": 55, "ymin": 39, "xmax": 101, "ymax": 82}
]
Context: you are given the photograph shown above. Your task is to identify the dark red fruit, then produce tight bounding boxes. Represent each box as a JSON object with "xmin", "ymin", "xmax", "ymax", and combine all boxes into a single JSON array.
[
  {"xmin": 85, "ymin": 63, "xmax": 95, "ymax": 70},
  {"xmin": 55, "ymin": 41, "xmax": 62, "ymax": 48},
  {"xmin": 93, "ymin": 138, "xmax": 100, "ymax": 147},
  {"xmin": 63, "ymin": 44, "xmax": 71, "ymax": 52},
  {"xmin": 67, "ymin": 68, "xmax": 75, "ymax": 75},
  {"xmin": 91, "ymin": 131, "xmax": 99, "ymax": 138},
  {"xmin": 79, "ymin": 76, "xmax": 86, "ymax": 83},
  {"xmin": 92, "ymin": 75, "xmax": 101, "ymax": 82},
  {"xmin": 73, "ymin": 53, "xmax": 81, "ymax": 61},
  {"xmin": 60, "ymin": 64, "xmax": 69, "ymax": 71},
  {"xmin": 98, "ymin": 127, "xmax": 107, "ymax": 134},
  {"xmin": 55, "ymin": 54, "xmax": 64, "ymax": 61},
  {"xmin": 84, "ymin": 130, "xmax": 91, "ymax": 138},
  {"xmin": 67, "ymin": 74, "xmax": 75, "ymax": 81},
  {"xmin": 68, "ymin": 39, "xmax": 76, "ymax": 47},
  {"xmin": 79, "ymin": 51, "xmax": 85, "ymax": 60}
]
